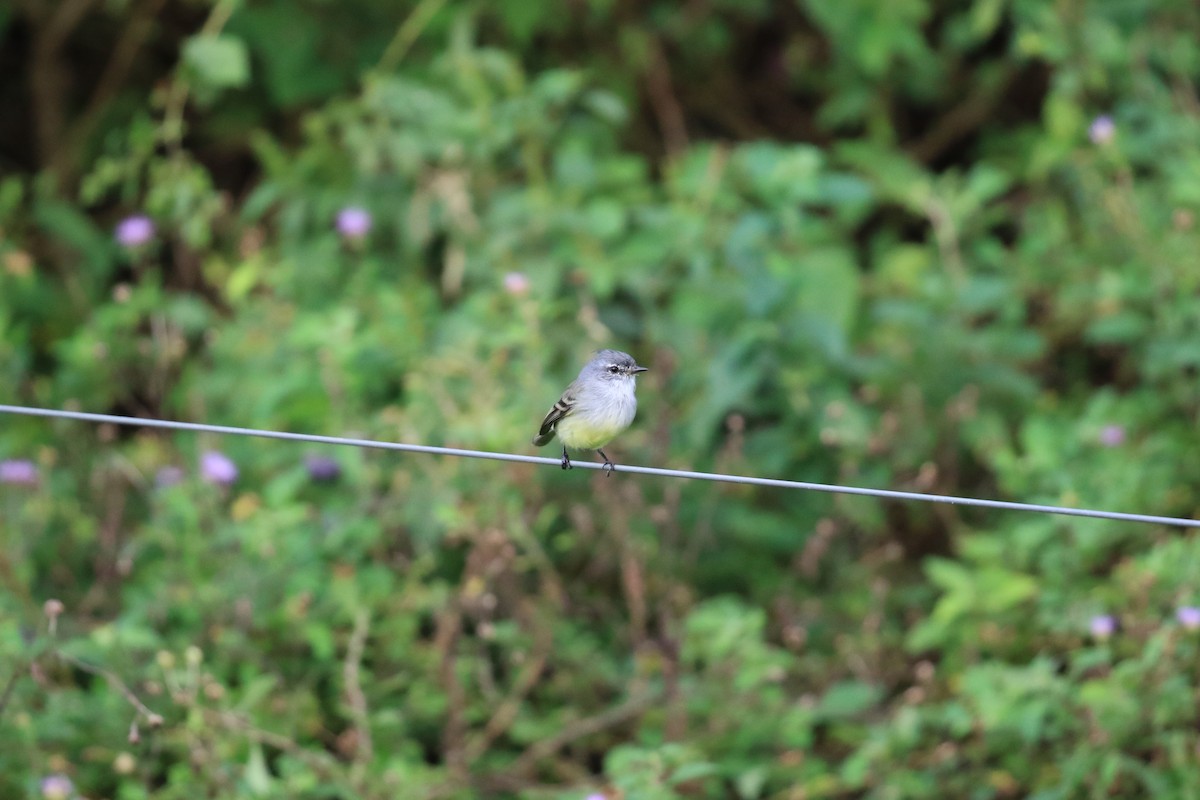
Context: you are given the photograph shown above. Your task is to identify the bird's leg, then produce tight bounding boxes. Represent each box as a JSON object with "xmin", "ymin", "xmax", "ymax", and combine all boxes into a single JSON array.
[
  {"xmin": 597, "ymin": 449, "xmax": 615, "ymax": 477},
  {"xmin": 560, "ymin": 446, "xmax": 573, "ymax": 470}
]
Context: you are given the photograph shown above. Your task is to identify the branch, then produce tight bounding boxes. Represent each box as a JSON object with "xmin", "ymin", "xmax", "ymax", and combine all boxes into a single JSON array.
[
  {"xmin": 464, "ymin": 603, "xmax": 552, "ymax": 762},
  {"xmin": 203, "ymin": 708, "xmax": 342, "ymax": 776},
  {"xmin": 434, "ymin": 602, "xmax": 468, "ymax": 782},
  {"xmin": 905, "ymin": 67, "xmax": 1019, "ymax": 165},
  {"xmin": 342, "ymin": 609, "xmax": 374, "ymax": 780},
  {"xmin": 513, "ymin": 689, "xmax": 660, "ymax": 773},
  {"xmin": 644, "ymin": 39, "xmax": 690, "ymax": 157},
  {"xmin": 27, "ymin": 0, "xmax": 100, "ymax": 173},
  {"xmin": 57, "ymin": 649, "xmax": 164, "ymax": 727},
  {"xmin": 53, "ymin": 0, "xmax": 168, "ymax": 185}
]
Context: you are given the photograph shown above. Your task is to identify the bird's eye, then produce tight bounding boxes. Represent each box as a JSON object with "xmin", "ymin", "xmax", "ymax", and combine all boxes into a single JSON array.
[{"xmin": 608, "ymin": 365, "xmax": 620, "ymax": 374}]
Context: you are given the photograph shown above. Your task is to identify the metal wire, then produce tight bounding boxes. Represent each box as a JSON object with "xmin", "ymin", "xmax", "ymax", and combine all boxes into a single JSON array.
[{"xmin": 2, "ymin": 403, "xmax": 1197, "ymax": 528}]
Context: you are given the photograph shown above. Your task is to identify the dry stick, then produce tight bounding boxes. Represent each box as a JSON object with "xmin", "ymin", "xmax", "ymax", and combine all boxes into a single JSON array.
[
  {"xmin": 57, "ymin": 0, "xmax": 167, "ymax": 183},
  {"xmin": 343, "ymin": 609, "xmax": 374, "ymax": 782},
  {"xmin": 0, "ymin": 661, "xmax": 27, "ymax": 720},
  {"xmin": 465, "ymin": 603, "xmax": 553, "ymax": 762},
  {"xmin": 658, "ymin": 619, "xmax": 686, "ymax": 743},
  {"xmin": 82, "ymin": 469, "xmax": 129, "ymax": 615},
  {"xmin": 26, "ymin": 0, "xmax": 100, "ymax": 169},
  {"xmin": 503, "ymin": 690, "xmax": 662, "ymax": 779},
  {"xmin": 645, "ymin": 38, "xmax": 690, "ymax": 157},
  {"xmin": 56, "ymin": 649, "xmax": 164, "ymax": 726},
  {"xmin": 203, "ymin": 709, "xmax": 342, "ymax": 776},
  {"xmin": 611, "ymin": 482, "xmax": 649, "ymax": 648},
  {"xmin": 510, "ymin": 515, "xmax": 569, "ymax": 612},
  {"xmin": 0, "ymin": 614, "xmax": 63, "ymax": 720},
  {"xmin": 906, "ymin": 68, "xmax": 1018, "ymax": 164},
  {"xmin": 434, "ymin": 602, "xmax": 468, "ymax": 784}
]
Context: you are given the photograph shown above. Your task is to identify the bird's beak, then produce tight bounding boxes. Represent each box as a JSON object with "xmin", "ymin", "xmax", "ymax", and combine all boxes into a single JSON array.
[{"xmin": 632, "ymin": 366, "xmax": 648, "ymax": 373}]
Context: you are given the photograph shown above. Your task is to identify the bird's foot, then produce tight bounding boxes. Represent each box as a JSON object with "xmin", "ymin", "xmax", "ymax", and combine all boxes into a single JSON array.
[
  {"xmin": 598, "ymin": 449, "xmax": 615, "ymax": 477},
  {"xmin": 560, "ymin": 448, "xmax": 573, "ymax": 470}
]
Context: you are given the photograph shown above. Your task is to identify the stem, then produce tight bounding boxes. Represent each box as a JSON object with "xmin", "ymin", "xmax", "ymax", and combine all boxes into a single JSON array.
[{"xmin": 376, "ymin": 0, "xmax": 449, "ymax": 74}]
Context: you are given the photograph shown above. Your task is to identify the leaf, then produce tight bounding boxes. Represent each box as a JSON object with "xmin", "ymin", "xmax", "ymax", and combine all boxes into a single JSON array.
[
  {"xmin": 669, "ymin": 760, "xmax": 719, "ymax": 785},
  {"xmin": 244, "ymin": 743, "xmax": 273, "ymax": 796},
  {"xmin": 817, "ymin": 680, "xmax": 882, "ymax": 719},
  {"xmin": 786, "ymin": 245, "xmax": 861, "ymax": 334},
  {"xmin": 184, "ymin": 34, "xmax": 251, "ymax": 92}
]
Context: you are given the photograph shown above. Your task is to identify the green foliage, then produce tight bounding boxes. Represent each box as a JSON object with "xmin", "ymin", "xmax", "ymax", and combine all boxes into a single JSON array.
[{"xmin": 3, "ymin": 0, "xmax": 1200, "ymax": 797}]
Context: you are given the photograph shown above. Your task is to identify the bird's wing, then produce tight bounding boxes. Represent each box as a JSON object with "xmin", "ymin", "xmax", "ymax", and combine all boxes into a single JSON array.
[{"xmin": 532, "ymin": 384, "xmax": 577, "ymax": 446}]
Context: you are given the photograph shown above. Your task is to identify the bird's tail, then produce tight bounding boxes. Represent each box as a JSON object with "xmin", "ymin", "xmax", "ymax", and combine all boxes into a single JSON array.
[{"xmin": 532, "ymin": 431, "xmax": 556, "ymax": 447}]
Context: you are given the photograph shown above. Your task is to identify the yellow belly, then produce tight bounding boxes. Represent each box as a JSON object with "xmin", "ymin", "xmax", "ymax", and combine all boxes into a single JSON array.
[{"xmin": 555, "ymin": 413, "xmax": 626, "ymax": 450}]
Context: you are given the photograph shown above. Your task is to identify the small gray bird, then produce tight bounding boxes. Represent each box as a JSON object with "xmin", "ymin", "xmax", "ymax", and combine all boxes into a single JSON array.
[{"xmin": 533, "ymin": 349, "xmax": 648, "ymax": 474}]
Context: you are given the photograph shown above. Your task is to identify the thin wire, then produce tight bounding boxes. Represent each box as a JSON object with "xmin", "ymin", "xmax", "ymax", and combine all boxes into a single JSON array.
[{"xmin": 2, "ymin": 403, "xmax": 1197, "ymax": 528}]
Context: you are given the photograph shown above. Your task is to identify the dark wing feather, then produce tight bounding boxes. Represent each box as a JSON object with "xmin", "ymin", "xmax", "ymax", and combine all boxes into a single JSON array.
[{"xmin": 532, "ymin": 385, "xmax": 577, "ymax": 446}]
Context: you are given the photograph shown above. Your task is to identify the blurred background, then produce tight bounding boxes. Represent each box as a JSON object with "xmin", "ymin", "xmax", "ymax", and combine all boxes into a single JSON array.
[{"xmin": 3, "ymin": 0, "xmax": 1200, "ymax": 797}]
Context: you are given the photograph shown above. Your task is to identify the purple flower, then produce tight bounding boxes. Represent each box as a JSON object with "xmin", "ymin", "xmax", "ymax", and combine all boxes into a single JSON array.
[
  {"xmin": 0, "ymin": 459, "xmax": 38, "ymax": 485},
  {"xmin": 1177, "ymin": 606, "xmax": 1200, "ymax": 631},
  {"xmin": 584, "ymin": 794, "xmax": 606, "ymax": 800},
  {"xmin": 1089, "ymin": 614, "xmax": 1116, "ymax": 640},
  {"xmin": 336, "ymin": 207, "xmax": 372, "ymax": 240},
  {"xmin": 305, "ymin": 455, "xmax": 341, "ymax": 483},
  {"xmin": 503, "ymin": 272, "xmax": 530, "ymax": 296},
  {"xmin": 1089, "ymin": 115, "xmax": 1115, "ymax": 146},
  {"xmin": 155, "ymin": 465, "xmax": 185, "ymax": 488},
  {"xmin": 200, "ymin": 451, "xmax": 238, "ymax": 486},
  {"xmin": 40, "ymin": 775, "xmax": 74, "ymax": 800},
  {"xmin": 115, "ymin": 215, "xmax": 155, "ymax": 247},
  {"xmin": 1098, "ymin": 425, "xmax": 1126, "ymax": 447}
]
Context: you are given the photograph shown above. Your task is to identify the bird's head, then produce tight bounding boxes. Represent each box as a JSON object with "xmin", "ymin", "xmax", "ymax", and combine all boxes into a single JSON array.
[{"xmin": 586, "ymin": 349, "xmax": 648, "ymax": 382}]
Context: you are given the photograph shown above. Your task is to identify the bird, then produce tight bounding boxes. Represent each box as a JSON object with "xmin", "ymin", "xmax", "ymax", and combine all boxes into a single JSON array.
[{"xmin": 532, "ymin": 349, "xmax": 648, "ymax": 474}]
